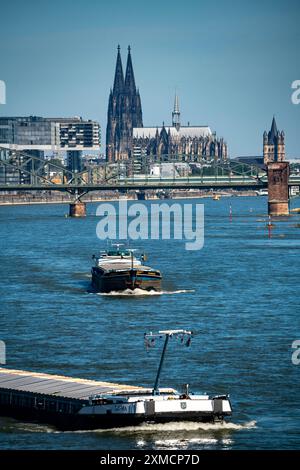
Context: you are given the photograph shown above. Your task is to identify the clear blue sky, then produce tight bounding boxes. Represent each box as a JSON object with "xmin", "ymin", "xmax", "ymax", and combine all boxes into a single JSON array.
[{"xmin": 0, "ymin": 0, "xmax": 299, "ymax": 157}]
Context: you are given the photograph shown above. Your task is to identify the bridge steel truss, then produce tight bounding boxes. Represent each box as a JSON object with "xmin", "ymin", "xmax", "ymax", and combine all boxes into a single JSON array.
[{"xmin": 0, "ymin": 147, "xmax": 268, "ymax": 193}]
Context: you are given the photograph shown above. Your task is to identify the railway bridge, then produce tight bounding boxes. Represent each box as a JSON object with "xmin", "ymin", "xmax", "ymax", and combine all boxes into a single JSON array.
[{"xmin": 0, "ymin": 146, "xmax": 297, "ymax": 216}]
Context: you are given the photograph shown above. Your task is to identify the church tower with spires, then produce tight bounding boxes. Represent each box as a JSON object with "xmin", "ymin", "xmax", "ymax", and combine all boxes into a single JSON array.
[
  {"xmin": 263, "ymin": 116, "xmax": 285, "ymax": 165},
  {"xmin": 106, "ymin": 46, "xmax": 143, "ymax": 162}
]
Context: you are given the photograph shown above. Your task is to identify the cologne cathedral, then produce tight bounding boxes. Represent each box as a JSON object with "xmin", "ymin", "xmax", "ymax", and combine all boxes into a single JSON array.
[
  {"xmin": 106, "ymin": 47, "xmax": 227, "ymax": 162},
  {"xmin": 106, "ymin": 46, "xmax": 143, "ymax": 162}
]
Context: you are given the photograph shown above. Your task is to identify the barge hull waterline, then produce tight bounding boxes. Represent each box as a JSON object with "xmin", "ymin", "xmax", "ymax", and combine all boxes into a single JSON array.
[
  {"xmin": 0, "ymin": 404, "xmax": 231, "ymax": 431},
  {"xmin": 91, "ymin": 269, "xmax": 162, "ymax": 293},
  {"xmin": 0, "ymin": 368, "xmax": 231, "ymax": 430}
]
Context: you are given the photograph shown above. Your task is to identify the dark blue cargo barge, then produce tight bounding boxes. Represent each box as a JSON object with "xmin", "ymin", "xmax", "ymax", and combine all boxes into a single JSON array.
[
  {"xmin": 0, "ymin": 367, "xmax": 150, "ymax": 430},
  {"xmin": 0, "ymin": 332, "xmax": 232, "ymax": 430}
]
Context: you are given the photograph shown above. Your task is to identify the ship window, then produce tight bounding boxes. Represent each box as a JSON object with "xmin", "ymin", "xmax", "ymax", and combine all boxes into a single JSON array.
[{"xmin": 92, "ymin": 398, "xmax": 113, "ymax": 405}]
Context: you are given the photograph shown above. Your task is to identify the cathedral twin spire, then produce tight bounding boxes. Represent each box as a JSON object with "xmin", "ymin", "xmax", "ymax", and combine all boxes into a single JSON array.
[
  {"xmin": 106, "ymin": 46, "xmax": 143, "ymax": 162},
  {"xmin": 112, "ymin": 45, "xmax": 137, "ymax": 95},
  {"xmin": 125, "ymin": 46, "xmax": 136, "ymax": 94},
  {"xmin": 112, "ymin": 45, "xmax": 124, "ymax": 94}
]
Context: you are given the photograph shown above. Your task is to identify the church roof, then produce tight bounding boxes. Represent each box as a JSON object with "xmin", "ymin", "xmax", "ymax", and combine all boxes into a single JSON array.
[{"xmin": 133, "ymin": 126, "xmax": 212, "ymax": 139}]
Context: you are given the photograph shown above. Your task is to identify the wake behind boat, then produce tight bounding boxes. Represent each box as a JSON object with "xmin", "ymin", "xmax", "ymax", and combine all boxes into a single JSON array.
[{"xmin": 91, "ymin": 244, "xmax": 162, "ymax": 293}]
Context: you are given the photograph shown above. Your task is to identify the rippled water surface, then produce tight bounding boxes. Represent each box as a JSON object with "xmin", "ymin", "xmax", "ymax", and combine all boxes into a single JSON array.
[{"xmin": 0, "ymin": 196, "xmax": 300, "ymax": 449}]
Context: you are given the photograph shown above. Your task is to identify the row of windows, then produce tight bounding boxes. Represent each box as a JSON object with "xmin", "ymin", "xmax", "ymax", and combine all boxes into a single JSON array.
[{"xmin": 0, "ymin": 120, "xmax": 100, "ymax": 145}]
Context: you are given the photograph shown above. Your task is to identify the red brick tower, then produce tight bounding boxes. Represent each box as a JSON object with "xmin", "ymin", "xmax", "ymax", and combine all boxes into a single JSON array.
[{"xmin": 264, "ymin": 117, "xmax": 289, "ymax": 216}]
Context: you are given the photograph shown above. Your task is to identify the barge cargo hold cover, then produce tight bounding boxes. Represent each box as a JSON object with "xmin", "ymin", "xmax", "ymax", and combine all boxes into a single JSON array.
[{"xmin": 0, "ymin": 367, "xmax": 145, "ymax": 399}]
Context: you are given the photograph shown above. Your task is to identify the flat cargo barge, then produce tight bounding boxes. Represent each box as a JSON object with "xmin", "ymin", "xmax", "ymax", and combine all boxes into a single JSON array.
[
  {"xmin": 0, "ymin": 332, "xmax": 232, "ymax": 430},
  {"xmin": 0, "ymin": 367, "xmax": 171, "ymax": 430}
]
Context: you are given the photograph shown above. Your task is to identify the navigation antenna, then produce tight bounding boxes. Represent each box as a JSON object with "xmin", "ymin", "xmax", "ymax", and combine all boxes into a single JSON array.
[{"xmin": 144, "ymin": 329, "xmax": 193, "ymax": 395}]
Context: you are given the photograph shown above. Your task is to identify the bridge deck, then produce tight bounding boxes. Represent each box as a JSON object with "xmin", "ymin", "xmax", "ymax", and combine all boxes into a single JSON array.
[
  {"xmin": 0, "ymin": 181, "xmax": 268, "ymax": 192},
  {"xmin": 0, "ymin": 177, "xmax": 299, "ymax": 192}
]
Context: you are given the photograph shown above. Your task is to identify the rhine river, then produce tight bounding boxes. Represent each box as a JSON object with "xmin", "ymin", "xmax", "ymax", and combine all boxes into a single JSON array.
[{"xmin": 0, "ymin": 196, "xmax": 299, "ymax": 450}]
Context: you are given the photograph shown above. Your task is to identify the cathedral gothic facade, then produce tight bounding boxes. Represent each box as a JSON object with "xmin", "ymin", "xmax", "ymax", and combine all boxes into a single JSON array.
[{"xmin": 106, "ymin": 47, "xmax": 227, "ymax": 162}]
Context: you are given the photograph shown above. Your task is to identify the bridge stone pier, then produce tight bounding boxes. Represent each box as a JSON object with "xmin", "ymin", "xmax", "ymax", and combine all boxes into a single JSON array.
[
  {"xmin": 69, "ymin": 201, "xmax": 86, "ymax": 217},
  {"xmin": 267, "ymin": 162, "xmax": 290, "ymax": 216}
]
